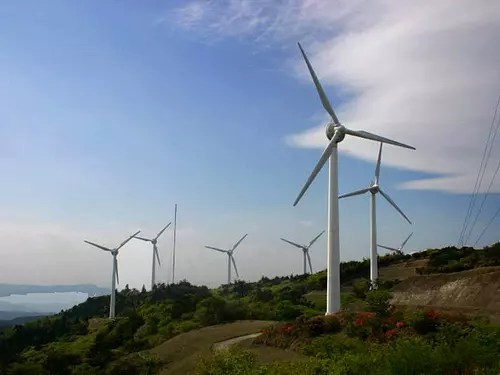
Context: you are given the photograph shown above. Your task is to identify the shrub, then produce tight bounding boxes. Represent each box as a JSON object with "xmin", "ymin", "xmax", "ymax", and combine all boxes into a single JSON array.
[
  {"xmin": 365, "ymin": 289, "xmax": 392, "ymax": 317},
  {"xmin": 275, "ymin": 301, "xmax": 303, "ymax": 321},
  {"xmin": 352, "ymin": 279, "xmax": 370, "ymax": 299},
  {"xmin": 300, "ymin": 335, "xmax": 367, "ymax": 360},
  {"xmin": 196, "ymin": 346, "xmax": 256, "ymax": 375}
]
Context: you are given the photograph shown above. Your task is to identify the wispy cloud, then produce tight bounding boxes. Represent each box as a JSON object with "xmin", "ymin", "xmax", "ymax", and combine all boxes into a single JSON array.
[
  {"xmin": 166, "ymin": 0, "xmax": 500, "ymax": 193},
  {"xmin": 298, "ymin": 220, "xmax": 313, "ymax": 227}
]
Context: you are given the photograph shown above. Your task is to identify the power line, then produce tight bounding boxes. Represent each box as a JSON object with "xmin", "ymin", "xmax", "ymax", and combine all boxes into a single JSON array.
[
  {"xmin": 473, "ymin": 205, "xmax": 500, "ymax": 248},
  {"xmin": 458, "ymin": 88, "xmax": 500, "ymax": 246},
  {"xmin": 463, "ymin": 102, "xmax": 500, "ymax": 245}
]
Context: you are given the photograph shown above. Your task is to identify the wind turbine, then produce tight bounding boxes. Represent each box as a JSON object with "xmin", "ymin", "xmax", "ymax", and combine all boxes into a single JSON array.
[
  {"xmin": 339, "ymin": 143, "xmax": 412, "ymax": 285},
  {"xmin": 84, "ymin": 230, "xmax": 140, "ymax": 319},
  {"xmin": 205, "ymin": 234, "xmax": 248, "ymax": 284},
  {"xmin": 292, "ymin": 42, "xmax": 415, "ymax": 315},
  {"xmin": 280, "ymin": 230, "xmax": 325, "ymax": 274},
  {"xmin": 134, "ymin": 223, "xmax": 171, "ymax": 290},
  {"xmin": 378, "ymin": 232, "xmax": 414, "ymax": 256}
]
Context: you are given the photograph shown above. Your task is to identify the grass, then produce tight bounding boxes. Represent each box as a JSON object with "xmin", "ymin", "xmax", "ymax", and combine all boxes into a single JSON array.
[
  {"xmin": 151, "ymin": 320, "xmax": 275, "ymax": 375},
  {"xmin": 236, "ymin": 336, "xmax": 305, "ymax": 364}
]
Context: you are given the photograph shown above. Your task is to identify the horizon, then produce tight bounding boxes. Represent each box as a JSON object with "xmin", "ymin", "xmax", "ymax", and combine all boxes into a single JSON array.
[{"xmin": 1, "ymin": 1, "xmax": 500, "ymax": 291}]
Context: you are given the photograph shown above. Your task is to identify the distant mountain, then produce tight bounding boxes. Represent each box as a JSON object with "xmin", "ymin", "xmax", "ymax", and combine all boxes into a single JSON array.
[
  {"xmin": 0, "ymin": 310, "xmax": 42, "ymax": 320},
  {"xmin": 0, "ymin": 314, "xmax": 47, "ymax": 328},
  {"xmin": 0, "ymin": 284, "xmax": 110, "ymax": 297}
]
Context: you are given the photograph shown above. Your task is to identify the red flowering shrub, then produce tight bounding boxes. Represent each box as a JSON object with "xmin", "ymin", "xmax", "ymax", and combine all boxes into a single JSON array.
[
  {"xmin": 406, "ymin": 309, "xmax": 471, "ymax": 335},
  {"xmin": 344, "ymin": 312, "xmax": 379, "ymax": 340},
  {"xmin": 322, "ymin": 314, "xmax": 342, "ymax": 334},
  {"xmin": 384, "ymin": 329, "xmax": 398, "ymax": 338},
  {"xmin": 255, "ymin": 323, "xmax": 298, "ymax": 348},
  {"xmin": 254, "ymin": 315, "xmax": 343, "ymax": 348}
]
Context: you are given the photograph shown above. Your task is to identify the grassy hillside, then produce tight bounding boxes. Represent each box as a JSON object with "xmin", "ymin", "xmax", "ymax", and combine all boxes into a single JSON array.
[
  {"xmin": 151, "ymin": 320, "xmax": 274, "ymax": 375},
  {"xmin": 1, "ymin": 242, "xmax": 499, "ymax": 375}
]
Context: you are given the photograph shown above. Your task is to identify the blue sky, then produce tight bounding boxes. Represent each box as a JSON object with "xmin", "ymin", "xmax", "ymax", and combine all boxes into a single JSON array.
[{"xmin": 1, "ymin": 1, "xmax": 499, "ymax": 289}]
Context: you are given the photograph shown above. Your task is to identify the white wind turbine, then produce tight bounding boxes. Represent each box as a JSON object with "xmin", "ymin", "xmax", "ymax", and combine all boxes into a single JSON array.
[
  {"xmin": 378, "ymin": 232, "xmax": 414, "ymax": 256},
  {"xmin": 84, "ymin": 230, "xmax": 140, "ymax": 319},
  {"xmin": 280, "ymin": 230, "xmax": 325, "ymax": 275},
  {"xmin": 339, "ymin": 143, "xmax": 412, "ymax": 285},
  {"xmin": 205, "ymin": 234, "xmax": 248, "ymax": 284},
  {"xmin": 292, "ymin": 42, "xmax": 416, "ymax": 315},
  {"xmin": 134, "ymin": 223, "xmax": 172, "ymax": 290}
]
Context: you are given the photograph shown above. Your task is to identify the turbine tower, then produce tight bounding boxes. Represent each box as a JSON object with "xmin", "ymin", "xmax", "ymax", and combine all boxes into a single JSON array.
[
  {"xmin": 84, "ymin": 230, "xmax": 140, "ymax": 319},
  {"xmin": 292, "ymin": 42, "xmax": 415, "ymax": 315},
  {"xmin": 205, "ymin": 234, "xmax": 248, "ymax": 284},
  {"xmin": 134, "ymin": 223, "xmax": 172, "ymax": 290},
  {"xmin": 280, "ymin": 230, "xmax": 325, "ymax": 274},
  {"xmin": 378, "ymin": 232, "xmax": 414, "ymax": 256},
  {"xmin": 339, "ymin": 143, "xmax": 412, "ymax": 285}
]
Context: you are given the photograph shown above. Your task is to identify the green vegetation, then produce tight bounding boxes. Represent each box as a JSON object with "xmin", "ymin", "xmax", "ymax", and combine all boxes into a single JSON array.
[
  {"xmin": 197, "ymin": 291, "xmax": 500, "ymax": 374},
  {"xmin": 417, "ymin": 242, "xmax": 500, "ymax": 274},
  {"xmin": 1, "ymin": 242, "xmax": 499, "ymax": 374}
]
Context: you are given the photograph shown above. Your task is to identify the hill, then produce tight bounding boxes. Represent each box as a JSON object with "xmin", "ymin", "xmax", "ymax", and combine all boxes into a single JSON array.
[
  {"xmin": 1, "ymin": 242, "xmax": 499, "ymax": 375},
  {"xmin": 392, "ymin": 266, "xmax": 500, "ymax": 315},
  {"xmin": 150, "ymin": 320, "xmax": 275, "ymax": 375},
  {"xmin": 0, "ymin": 310, "xmax": 46, "ymax": 320},
  {"xmin": 0, "ymin": 283, "xmax": 110, "ymax": 297},
  {"xmin": 0, "ymin": 314, "xmax": 48, "ymax": 328}
]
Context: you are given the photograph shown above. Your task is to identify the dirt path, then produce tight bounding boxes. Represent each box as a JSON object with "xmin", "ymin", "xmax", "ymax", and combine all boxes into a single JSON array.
[{"xmin": 213, "ymin": 332, "xmax": 262, "ymax": 351}]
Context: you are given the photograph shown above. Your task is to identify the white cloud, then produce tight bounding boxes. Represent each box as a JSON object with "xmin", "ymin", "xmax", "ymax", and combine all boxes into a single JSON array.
[
  {"xmin": 298, "ymin": 219, "xmax": 313, "ymax": 227},
  {"xmin": 168, "ymin": 0, "xmax": 500, "ymax": 193}
]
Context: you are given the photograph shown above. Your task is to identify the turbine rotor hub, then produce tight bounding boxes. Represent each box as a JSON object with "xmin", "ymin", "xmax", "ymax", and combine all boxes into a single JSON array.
[
  {"xmin": 370, "ymin": 184, "xmax": 379, "ymax": 194},
  {"xmin": 152, "ymin": 239, "xmax": 157, "ymax": 245},
  {"xmin": 326, "ymin": 123, "xmax": 345, "ymax": 142}
]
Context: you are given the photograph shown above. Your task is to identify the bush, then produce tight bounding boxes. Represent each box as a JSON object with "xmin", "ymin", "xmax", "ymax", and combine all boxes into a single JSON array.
[
  {"xmin": 275, "ymin": 301, "xmax": 303, "ymax": 321},
  {"xmin": 196, "ymin": 347, "xmax": 256, "ymax": 375},
  {"xmin": 365, "ymin": 289, "xmax": 392, "ymax": 317},
  {"xmin": 352, "ymin": 279, "xmax": 370, "ymax": 299}
]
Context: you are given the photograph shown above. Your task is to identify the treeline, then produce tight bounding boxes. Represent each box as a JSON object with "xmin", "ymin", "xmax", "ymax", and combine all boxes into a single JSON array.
[{"xmin": 417, "ymin": 242, "xmax": 500, "ymax": 274}]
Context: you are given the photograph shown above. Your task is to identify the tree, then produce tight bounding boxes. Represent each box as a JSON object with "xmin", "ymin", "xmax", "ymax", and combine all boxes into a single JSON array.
[
  {"xmin": 275, "ymin": 301, "xmax": 302, "ymax": 321},
  {"xmin": 195, "ymin": 296, "xmax": 228, "ymax": 326}
]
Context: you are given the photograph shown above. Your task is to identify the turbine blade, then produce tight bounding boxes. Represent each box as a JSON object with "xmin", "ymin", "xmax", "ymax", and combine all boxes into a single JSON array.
[
  {"xmin": 293, "ymin": 132, "xmax": 340, "ymax": 207},
  {"xmin": 280, "ymin": 238, "xmax": 304, "ymax": 249},
  {"xmin": 114, "ymin": 257, "xmax": 119, "ymax": 285},
  {"xmin": 400, "ymin": 232, "xmax": 414, "ymax": 250},
  {"xmin": 339, "ymin": 187, "xmax": 371, "ymax": 199},
  {"xmin": 297, "ymin": 42, "xmax": 340, "ymax": 125},
  {"xmin": 116, "ymin": 230, "xmax": 141, "ymax": 251},
  {"xmin": 344, "ymin": 129, "xmax": 415, "ymax": 150},
  {"xmin": 231, "ymin": 256, "xmax": 240, "ymax": 279},
  {"xmin": 308, "ymin": 230, "xmax": 325, "ymax": 248},
  {"xmin": 154, "ymin": 222, "xmax": 172, "ymax": 241},
  {"xmin": 375, "ymin": 143, "xmax": 382, "ymax": 184},
  {"xmin": 306, "ymin": 252, "xmax": 313, "ymax": 274},
  {"xmin": 134, "ymin": 236, "xmax": 151, "ymax": 242},
  {"xmin": 377, "ymin": 244, "xmax": 398, "ymax": 251},
  {"xmin": 379, "ymin": 189, "xmax": 412, "ymax": 224},
  {"xmin": 205, "ymin": 245, "xmax": 227, "ymax": 253},
  {"xmin": 232, "ymin": 233, "xmax": 248, "ymax": 251},
  {"xmin": 84, "ymin": 240, "xmax": 112, "ymax": 252},
  {"xmin": 154, "ymin": 244, "xmax": 161, "ymax": 267}
]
